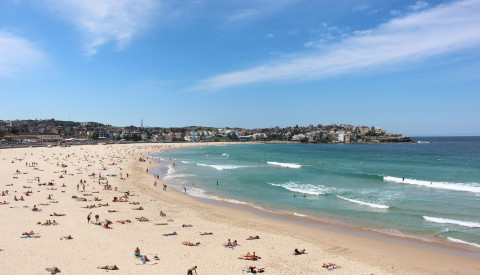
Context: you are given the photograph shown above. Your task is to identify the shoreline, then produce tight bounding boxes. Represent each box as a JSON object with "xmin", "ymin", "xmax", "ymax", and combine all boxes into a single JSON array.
[
  {"xmin": 151, "ymin": 144, "xmax": 480, "ymax": 259},
  {"xmin": 139, "ymin": 146, "xmax": 480, "ymax": 274},
  {"xmin": 1, "ymin": 143, "xmax": 479, "ymax": 274}
]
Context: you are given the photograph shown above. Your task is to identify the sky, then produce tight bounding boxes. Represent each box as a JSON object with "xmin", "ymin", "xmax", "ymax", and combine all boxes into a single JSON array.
[{"xmin": 0, "ymin": 0, "xmax": 479, "ymax": 136}]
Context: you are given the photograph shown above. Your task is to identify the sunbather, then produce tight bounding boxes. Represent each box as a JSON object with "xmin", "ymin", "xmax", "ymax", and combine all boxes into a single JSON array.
[
  {"xmin": 294, "ymin": 248, "xmax": 306, "ymax": 255},
  {"xmin": 97, "ymin": 265, "xmax": 118, "ymax": 270},
  {"xmin": 45, "ymin": 267, "xmax": 60, "ymax": 274},
  {"xmin": 182, "ymin": 241, "xmax": 200, "ymax": 246},
  {"xmin": 163, "ymin": 231, "xmax": 177, "ymax": 236}
]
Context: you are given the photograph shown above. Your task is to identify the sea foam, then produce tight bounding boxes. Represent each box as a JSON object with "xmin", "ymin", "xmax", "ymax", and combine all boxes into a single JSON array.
[
  {"xmin": 267, "ymin": 161, "xmax": 302, "ymax": 169},
  {"xmin": 269, "ymin": 182, "xmax": 330, "ymax": 195},
  {"xmin": 383, "ymin": 176, "xmax": 480, "ymax": 194},
  {"xmin": 197, "ymin": 163, "xmax": 246, "ymax": 171},
  {"xmin": 423, "ymin": 216, "xmax": 480, "ymax": 228},
  {"xmin": 337, "ymin": 195, "xmax": 389, "ymax": 209},
  {"xmin": 447, "ymin": 237, "xmax": 480, "ymax": 248}
]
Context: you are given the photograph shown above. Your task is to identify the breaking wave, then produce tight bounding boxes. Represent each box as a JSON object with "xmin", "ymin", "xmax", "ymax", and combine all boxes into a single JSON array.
[
  {"xmin": 383, "ymin": 176, "xmax": 480, "ymax": 194},
  {"xmin": 267, "ymin": 161, "xmax": 301, "ymax": 169},
  {"xmin": 197, "ymin": 163, "xmax": 246, "ymax": 171},
  {"xmin": 423, "ymin": 216, "xmax": 480, "ymax": 228},
  {"xmin": 268, "ymin": 182, "xmax": 331, "ymax": 195},
  {"xmin": 447, "ymin": 237, "xmax": 480, "ymax": 248},
  {"xmin": 337, "ymin": 196, "xmax": 389, "ymax": 209}
]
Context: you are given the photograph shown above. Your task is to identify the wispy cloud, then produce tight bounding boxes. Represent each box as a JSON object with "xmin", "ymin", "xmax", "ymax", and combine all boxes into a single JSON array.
[
  {"xmin": 409, "ymin": 1, "xmax": 429, "ymax": 11},
  {"xmin": 0, "ymin": 30, "xmax": 46, "ymax": 77},
  {"xmin": 43, "ymin": 0, "xmax": 158, "ymax": 56},
  {"xmin": 194, "ymin": 0, "xmax": 480, "ymax": 91},
  {"xmin": 226, "ymin": 0, "xmax": 297, "ymax": 23}
]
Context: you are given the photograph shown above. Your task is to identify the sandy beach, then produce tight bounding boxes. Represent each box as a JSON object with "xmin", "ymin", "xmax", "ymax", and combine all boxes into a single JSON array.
[{"xmin": 0, "ymin": 143, "xmax": 479, "ymax": 274}]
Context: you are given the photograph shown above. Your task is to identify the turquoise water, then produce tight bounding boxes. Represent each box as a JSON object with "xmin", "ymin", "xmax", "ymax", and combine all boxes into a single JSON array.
[{"xmin": 152, "ymin": 137, "xmax": 480, "ymax": 250}]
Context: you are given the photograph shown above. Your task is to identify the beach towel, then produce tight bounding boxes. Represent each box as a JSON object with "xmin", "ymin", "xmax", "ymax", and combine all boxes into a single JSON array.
[{"xmin": 139, "ymin": 258, "xmax": 150, "ymax": 263}]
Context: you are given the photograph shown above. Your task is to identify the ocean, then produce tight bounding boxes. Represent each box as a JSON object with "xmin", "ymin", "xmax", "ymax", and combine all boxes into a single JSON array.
[{"xmin": 151, "ymin": 137, "xmax": 480, "ymax": 250}]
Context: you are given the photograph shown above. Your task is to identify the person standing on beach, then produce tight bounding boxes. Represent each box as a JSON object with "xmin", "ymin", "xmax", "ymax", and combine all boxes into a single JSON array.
[
  {"xmin": 187, "ymin": 266, "xmax": 197, "ymax": 275},
  {"xmin": 184, "ymin": 187, "xmax": 187, "ymax": 194},
  {"xmin": 87, "ymin": 212, "xmax": 92, "ymax": 224}
]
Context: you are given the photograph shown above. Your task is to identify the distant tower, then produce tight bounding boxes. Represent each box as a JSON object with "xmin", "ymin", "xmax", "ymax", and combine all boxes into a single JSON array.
[{"xmin": 141, "ymin": 119, "xmax": 143, "ymax": 128}]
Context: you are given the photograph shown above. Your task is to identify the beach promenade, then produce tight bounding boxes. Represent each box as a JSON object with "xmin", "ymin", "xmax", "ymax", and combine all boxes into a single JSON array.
[{"xmin": 0, "ymin": 143, "xmax": 478, "ymax": 274}]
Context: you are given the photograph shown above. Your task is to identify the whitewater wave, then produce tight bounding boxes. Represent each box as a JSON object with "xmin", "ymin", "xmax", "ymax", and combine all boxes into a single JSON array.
[
  {"xmin": 268, "ymin": 182, "xmax": 331, "ymax": 195},
  {"xmin": 447, "ymin": 237, "xmax": 480, "ymax": 248},
  {"xmin": 383, "ymin": 176, "xmax": 480, "ymax": 194},
  {"xmin": 222, "ymin": 153, "xmax": 229, "ymax": 157},
  {"xmin": 181, "ymin": 161, "xmax": 189, "ymax": 164},
  {"xmin": 293, "ymin": 212, "xmax": 307, "ymax": 217},
  {"xmin": 423, "ymin": 216, "xmax": 480, "ymax": 228},
  {"xmin": 267, "ymin": 161, "xmax": 301, "ymax": 169},
  {"xmin": 197, "ymin": 163, "xmax": 246, "ymax": 171},
  {"xmin": 337, "ymin": 195, "xmax": 389, "ymax": 209}
]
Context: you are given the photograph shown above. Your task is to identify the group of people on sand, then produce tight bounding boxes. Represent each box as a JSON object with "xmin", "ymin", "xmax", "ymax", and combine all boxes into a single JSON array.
[
  {"xmin": 225, "ymin": 239, "xmax": 239, "ymax": 247},
  {"xmin": 38, "ymin": 219, "xmax": 57, "ymax": 226},
  {"xmin": 13, "ymin": 195, "xmax": 25, "ymax": 201}
]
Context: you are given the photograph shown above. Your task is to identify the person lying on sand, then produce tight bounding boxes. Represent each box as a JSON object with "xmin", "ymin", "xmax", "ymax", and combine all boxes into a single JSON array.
[
  {"xmin": 182, "ymin": 224, "xmax": 193, "ymax": 227},
  {"xmin": 199, "ymin": 232, "xmax": 213, "ymax": 235},
  {"xmin": 22, "ymin": 231, "xmax": 39, "ymax": 238},
  {"xmin": 182, "ymin": 241, "xmax": 200, "ymax": 246},
  {"xmin": 163, "ymin": 232, "xmax": 177, "ymax": 236},
  {"xmin": 155, "ymin": 223, "xmax": 168, "ymax": 225},
  {"xmin": 244, "ymin": 266, "xmax": 265, "ymax": 273},
  {"xmin": 116, "ymin": 219, "xmax": 131, "ymax": 224},
  {"xmin": 103, "ymin": 223, "xmax": 112, "ymax": 229},
  {"xmin": 238, "ymin": 252, "xmax": 260, "ymax": 260},
  {"xmin": 322, "ymin": 263, "xmax": 341, "ymax": 270},
  {"xmin": 133, "ymin": 206, "xmax": 143, "ymax": 210},
  {"xmin": 60, "ymin": 235, "xmax": 73, "ymax": 240},
  {"xmin": 294, "ymin": 249, "xmax": 306, "ymax": 255},
  {"xmin": 97, "ymin": 265, "xmax": 118, "ymax": 270},
  {"xmin": 50, "ymin": 213, "xmax": 66, "ymax": 216},
  {"xmin": 136, "ymin": 217, "xmax": 149, "ymax": 222},
  {"xmin": 46, "ymin": 267, "xmax": 61, "ymax": 274},
  {"xmin": 247, "ymin": 235, "xmax": 260, "ymax": 240},
  {"xmin": 108, "ymin": 210, "xmax": 118, "ymax": 212}
]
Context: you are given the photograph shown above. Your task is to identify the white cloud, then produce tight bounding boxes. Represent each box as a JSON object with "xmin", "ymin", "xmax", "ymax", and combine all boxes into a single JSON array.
[
  {"xmin": 409, "ymin": 1, "xmax": 429, "ymax": 11},
  {"xmin": 194, "ymin": 0, "xmax": 480, "ymax": 91},
  {"xmin": 0, "ymin": 30, "xmax": 46, "ymax": 77},
  {"xmin": 44, "ymin": 0, "xmax": 158, "ymax": 56},
  {"xmin": 266, "ymin": 33, "xmax": 274, "ymax": 38}
]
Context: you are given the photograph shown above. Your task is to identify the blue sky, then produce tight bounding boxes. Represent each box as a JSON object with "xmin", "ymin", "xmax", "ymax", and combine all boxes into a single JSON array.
[{"xmin": 1, "ymin": 0, "xmax": 479, "ymax": 136}]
